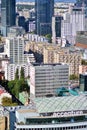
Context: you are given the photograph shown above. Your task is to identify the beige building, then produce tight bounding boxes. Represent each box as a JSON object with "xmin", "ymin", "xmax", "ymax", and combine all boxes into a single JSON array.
[
  {"xmin": 0, "ymin": 106, "xmax": 9, "ymax": 130},
  {"xmin": 44, "ymin": 47, "xmax": 81, "ymax": 76},
  {"xmin": 25, "ymin": 42, "xmax": 81, "ymax": 76},
  {"xmin": 0, "ymin": 116, "xmax": 9, "ymax": 130},
  {"xmin": 79, "ymin": 65, "xmax": 87, "ymax": 74}
]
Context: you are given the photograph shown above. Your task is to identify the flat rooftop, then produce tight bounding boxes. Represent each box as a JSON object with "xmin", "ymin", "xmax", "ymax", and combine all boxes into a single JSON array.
[{"xmin": 32, "ymin": 63, "xmax": 66, "ymax": 66}]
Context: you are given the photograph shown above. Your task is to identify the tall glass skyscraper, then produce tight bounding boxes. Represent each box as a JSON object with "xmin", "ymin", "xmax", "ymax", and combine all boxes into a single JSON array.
[
  {"xmin": 1, "ymin": 0, "xmax": 16, "ymax": 36},
  {"xmin": 35, "ymin": 0, "xmax": 54, "ymax": 36},
  {"xmin": 76, "ymin": 0, "xmax": 87, "ymax": 7}
]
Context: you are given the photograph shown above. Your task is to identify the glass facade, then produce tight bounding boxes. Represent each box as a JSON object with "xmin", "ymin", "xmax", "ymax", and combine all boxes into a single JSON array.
[
  {"xmin": 79, "ymin": 74, "xmax": 87, "ymax": 91},
  {"xmin": 1, "ymin": 0, "xmax": 16, "ymax": 36},
  {"xmin": 76, "ymin": 0, "xmax": 87, "ymax": 7},
  {"xmin": 26, "ymin": 116, "xmax": 86, "ymax": 125},
  {"xmin": 35, "ymin": 0, "xmax": 54, "ymax": 35}
]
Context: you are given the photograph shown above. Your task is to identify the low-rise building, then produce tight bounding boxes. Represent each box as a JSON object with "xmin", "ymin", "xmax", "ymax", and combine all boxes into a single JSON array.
[
  {"xmin": 6, "ymin": 95, "xmax": 87, "ymax": 130},
  {"xmin": 0, "ymin": 106, "xmax": 9, "ymax": 130}
]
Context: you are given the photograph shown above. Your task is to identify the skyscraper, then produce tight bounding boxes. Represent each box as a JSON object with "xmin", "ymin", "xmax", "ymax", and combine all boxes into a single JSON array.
[
  {"xmin": 1, "ymin": 0, "xmax": 16, "ymax": 36},
  {"xmin": 35, "ymin": 0, "xmax": 54, "ymax": 36},
  {"xmin": 76, "ymin": 0, "xmax": 87, "ymax": 7}
]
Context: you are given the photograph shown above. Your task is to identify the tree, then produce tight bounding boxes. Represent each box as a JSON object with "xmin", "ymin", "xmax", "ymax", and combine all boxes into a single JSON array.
[
  {"xmin": 45, "ymin": 34, "xmax": 52, "ymax": 43},
  {"xmin": 2, "ymin": 97, "xmax": 18, "ymax": 106},
  {"xmin": 2, "ymin": 97, "xmax": 12, "ymax": 106},
  {"xmin": 15, "ymin": 68, "xmax": 19, "ymax": 80},
  {"xmin": 70, "ymin": 74, "xmax": 79, "ymax": 80},
  {"xmin": 8, "ymin": 80, "xmax": 16, "ymax": 92},
  {"xmin": 20, "ymin": 67, "xmax": 25, "ymax": 79},
  {"xmin": 81, "ymin": 59, "xmax": 87, "ymax": 65}
]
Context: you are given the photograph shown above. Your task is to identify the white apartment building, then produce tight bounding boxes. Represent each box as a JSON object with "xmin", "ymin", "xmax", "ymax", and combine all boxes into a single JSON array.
[
  {"xmin": 5, "ymin": 54, "xmax": 35, "ymax": 81},
  {"xmin": 61, "ymin": 6, "xmax": 85, "ymax": 44},
  {"xmin": 25, "ymin": 33, "xmax": 48, "ymax": 43},
  {"xmin": 30, "ymin": 63, "xmax": 69, "ymax": 97},
  {"xmin": 4, "ymin": 37, "xmax": 28, "ymax": 64},
  {"xmin": 5, "ymin": 63, "xmax": 30, "ymax": 81}
]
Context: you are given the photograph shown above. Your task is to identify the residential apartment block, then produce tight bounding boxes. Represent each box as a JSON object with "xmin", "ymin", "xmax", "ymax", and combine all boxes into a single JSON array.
[
  {"xmin": 44, "ymin": 47, "xmax": 81, "ymax": 76},
  {"xmin": 5, "ymin": 53, "xmax": 35, "ymax": 81},
  {"xmin": 25, "ymin": 42, "xmax": 81, "ymax": 76}
]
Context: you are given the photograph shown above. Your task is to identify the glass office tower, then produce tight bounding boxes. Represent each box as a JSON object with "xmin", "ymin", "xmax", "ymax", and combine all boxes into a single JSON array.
[
  {"xmin": 1, "ymin": 0, "xmax": 16, "ymax": 36},
  {"xmin": 35, "ymin": 0, "xmax": 54, "ymax": 36},
  {"xmin": 76, "ymin": 0, "xmax": 87, "ymax": 6}
]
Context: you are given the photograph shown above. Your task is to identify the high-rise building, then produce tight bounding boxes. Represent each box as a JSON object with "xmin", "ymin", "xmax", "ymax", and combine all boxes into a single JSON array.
[
  {"xmin": 61, "ymin": 6, "xmax": 85, "ymax": 44},
  {"xmin": 35, "ymin": 0, "xmax": 54, "ymax": 36},
  {"xmin": 1, "ymin": 0, "xmax": 16, "ymax": 36},
  {"xmin": 4, "ymin": 37, "xmax": 28, "ymax": 64},
  {"xmin": 79, "ymin": 74, "xmax": 87, "ymax": 91},
  {"xmin": 52, "ymin": 15, "xmax": 63, "ymax": 43},
  {"xmin": 76, "ymin": 0, "xmax": 87, "ymax": 7}
]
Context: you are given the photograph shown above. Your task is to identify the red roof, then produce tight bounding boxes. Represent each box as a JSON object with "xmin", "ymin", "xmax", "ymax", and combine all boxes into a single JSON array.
[
  {"xmin": 75, "ymin": 43, "xmax": 87, "ymax": 49},
  {"xmin": 0, "ymin": 89, "xmax": 5, "ymax": 95}
]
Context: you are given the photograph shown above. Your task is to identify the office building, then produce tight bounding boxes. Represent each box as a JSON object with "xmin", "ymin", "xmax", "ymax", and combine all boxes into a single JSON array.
[
  {"xmin": 7, "ymin": 95, "xmax": 87, "ymax": 130},
  {"xmin": 52, "ymin": 15, "xmax": 63, "ymax": 43},
  {"xmin": 76, "ymin": 31, "xmax": 87, "ymax": 49},
  {"xmin": 61, "ymin": 6, "xmax": 85, "ymax": 44},
  {"xmin": 79, "ymin": 73, "xmax": 87, "ymax": 91},
  {"xmin": 30, "ymin": 63, "xmax": 69, "ymax": 97},
  {"xmin": 1, "ymin": 0, "xmax": 16, "ymax": 36},
  {"xmin": 35, "ymin": 0, "xmax": 54, "ymax": 35},
  {"xmin": 76, "ymin": 0, "xmax": 87, "ymax": 7}
]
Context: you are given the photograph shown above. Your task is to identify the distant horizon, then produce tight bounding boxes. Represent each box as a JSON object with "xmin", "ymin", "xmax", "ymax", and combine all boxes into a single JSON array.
[{"xmin": 16, "ymin": 0, "xmax": 76, "ymax": 3}]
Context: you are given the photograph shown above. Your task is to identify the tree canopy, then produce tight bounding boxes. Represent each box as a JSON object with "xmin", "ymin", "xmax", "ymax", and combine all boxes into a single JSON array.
[
  {"xmin": 2, "ymin": 97, "xmax": 18, "ymax": 106},
  {"xmin": 70, "ymin": 74, "xmax": 79, "ymax": 80}
]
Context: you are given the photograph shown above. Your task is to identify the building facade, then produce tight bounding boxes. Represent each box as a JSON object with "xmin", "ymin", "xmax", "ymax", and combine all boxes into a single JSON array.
[
  {"xmin": 61, "ymin": 6, "xmax": 85, "ymax": 44},
  {"xmin": 52, "ymin": 15, "xmax": 63, "ymax": 43},
  {"xmin": 76, "ymin": 0, "xmax": 87, "ymax": 7},
  {"xmin": 4, "ymin": 37, "xmax": 28, "ymax": 64},
  {"xmin": 30, "ymin": 63, "xmax": 69, "ymax": 97},
  {"xmin": 35, "ymin": 0, "xmax": 54, "ymax": 35},
  {"xmin": 43, "ymin": 47, "xmax": 81, "ymax": 76},
  {"xmin": 79, "ymin": 74, "xmax": 87, "ymax": 91},
  {"xmin": 9, "ymin": 96, "xmax": 87, "ymax": 130},
  {"xmin": 79, "ymin": 65, "xmax": 87, "ymax": 74},
  {"xmin": 1, "ymin": 0, "xmax": 16, "ymax": 36}
]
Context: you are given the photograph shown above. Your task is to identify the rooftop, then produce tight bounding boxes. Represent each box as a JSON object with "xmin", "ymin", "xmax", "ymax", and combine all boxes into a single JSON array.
[
  {"xmin": 75, "ymin": 43, "xmax": 87, "ymax": 49},
  {"xmin": 32, "ymin": 63, "xmax": 67, "ymax": 67},
  {"xmin": 34, "ymin": 95, "xmax": 87, "ymax": 113}
]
